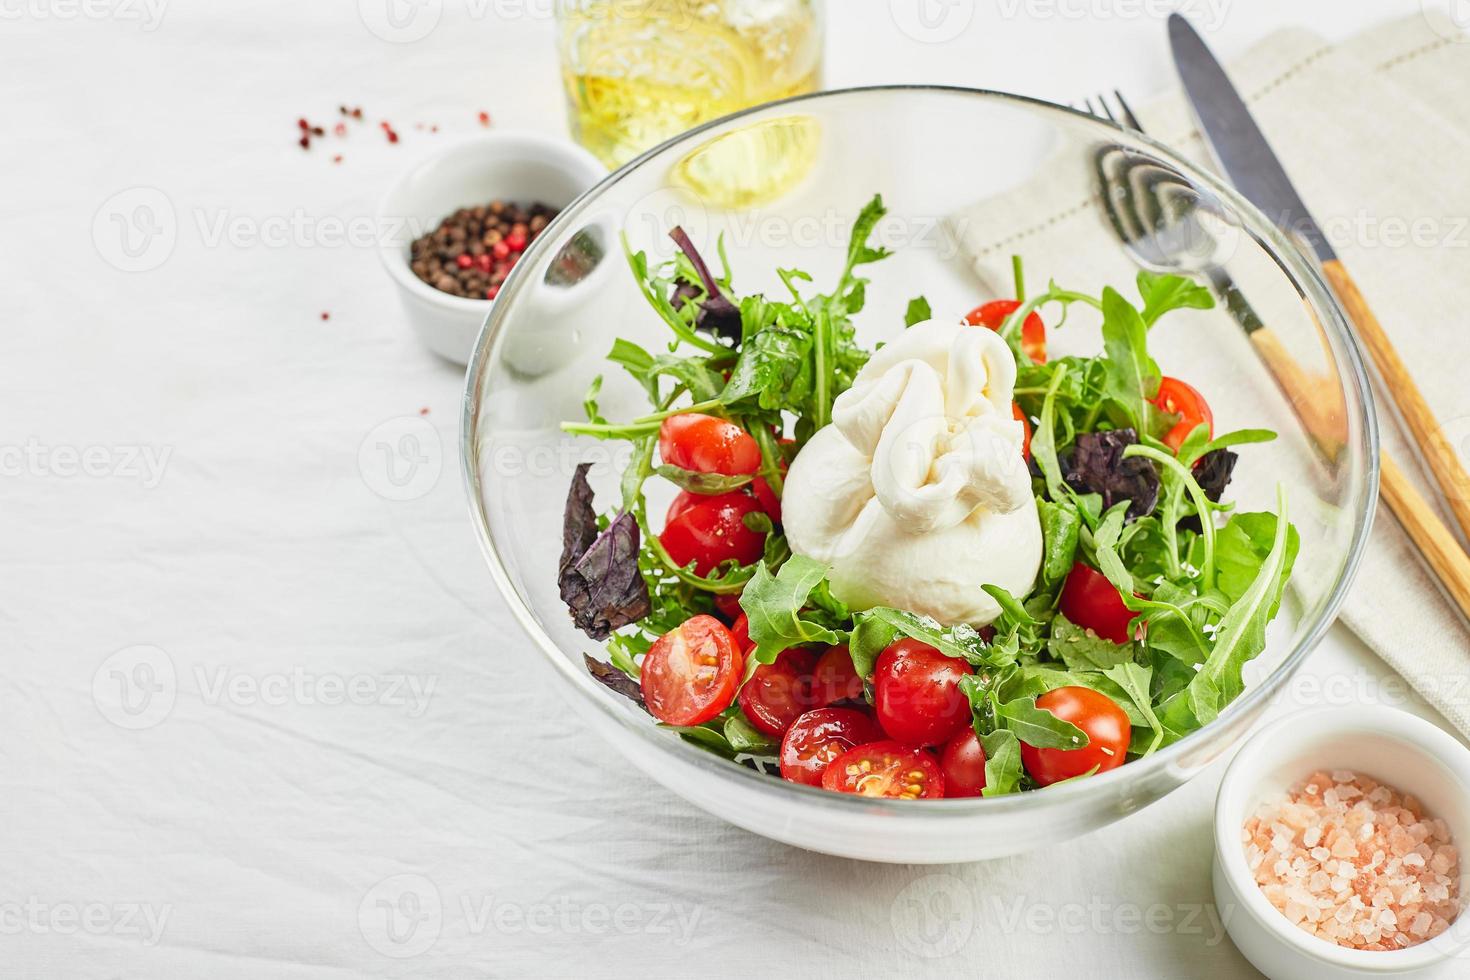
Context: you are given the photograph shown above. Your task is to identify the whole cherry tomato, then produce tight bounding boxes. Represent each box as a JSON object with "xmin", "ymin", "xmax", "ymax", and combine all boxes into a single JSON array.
[
  {"xmin": 873, "ymin": 639, "xmax": 974, "ymax": 746},
  {"xmin": 779, "ymin": 708, "xmax": 883, "ymax": 787},
  {"xmin": 660, "ymin": 491, "xmax": 766, "ymax": 575},
  {"xmin": 966, "ymin": 299, "xmax": 1047, "ymax": 364},
  {"xmin": 657, "ymin": 413, "xmax": 760, "ymax": 475},
  {"xmin": 738, "ymin": 649, "xmax": 818, "ymax": 737},
  {"xmin": 811, "ymin": 645, "xmax": 864, "ymax": 707},
  {"xmin": 1059, "ymin": 562, "xmax": 1136, "ymax": 645},
  {"xmin": 939, "ymin": 729, "xmax": 988, "ymax": 798},
  {"xmin": 1151, "ymin": 376, "xmax": 1213, "ymax": 454},
  {"xmin": 821, "ymin": 741, "xmax": 945, "ymax": 799},
  {"xmin": 1013, "ymin": 402, "xmax": 1033, "ymax": 461},
  {"xmin": 639, "ymin": 615, "xmax": 743, "ymax": 727},
  {"xmin": 1018, "ymin": 686, "xmax": 1132, "ymax": 786}
]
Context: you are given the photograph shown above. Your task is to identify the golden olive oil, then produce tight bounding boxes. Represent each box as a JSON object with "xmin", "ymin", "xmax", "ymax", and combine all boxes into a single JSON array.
[{"xmin": 557, "ymin": 0, "xmax": 824, "ymax": 171}]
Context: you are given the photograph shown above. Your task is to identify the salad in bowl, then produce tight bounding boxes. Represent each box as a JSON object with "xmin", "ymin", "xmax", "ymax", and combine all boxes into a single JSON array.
[{"xmin": 556, "ymin": 194, "xmax": 1298, "ymax": 802}]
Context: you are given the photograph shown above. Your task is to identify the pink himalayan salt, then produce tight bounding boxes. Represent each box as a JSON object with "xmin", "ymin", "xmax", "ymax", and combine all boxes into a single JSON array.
[{"xmin": 1242, "ymin": 770, "xmax": 1462, "ymax": 951}]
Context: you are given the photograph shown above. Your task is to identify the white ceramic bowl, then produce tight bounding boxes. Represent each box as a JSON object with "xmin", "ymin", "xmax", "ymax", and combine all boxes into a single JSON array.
[
  {"xmin": 1214, "ymin": 706, "xmax": 1470, "ymax": 979},
  {"xmin": 378, "ymin": 132, "xmax": 607, "ymax": 364}
]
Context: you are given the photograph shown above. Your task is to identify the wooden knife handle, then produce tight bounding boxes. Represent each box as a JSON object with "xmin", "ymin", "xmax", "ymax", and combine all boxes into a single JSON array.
[
  {"xmin": 1322, "ymin": 258, "xmax": 1470, "ymax": 544},
  {"xmin": 1379, "ymin": 453, "xmax": 1470, "ymax": 626},
  {"xmin": 1248, "ymin": 327, "xmax": 1470, "ymax": 625}
]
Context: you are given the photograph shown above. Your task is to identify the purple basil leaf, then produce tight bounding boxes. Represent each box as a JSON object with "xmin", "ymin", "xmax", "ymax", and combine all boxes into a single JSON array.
[
  {"xmin": 668, "ymin": 226, "xmax": 742, "ymax": 343},
  {"xmin": 559, "ymin": 465, "xmax": 651, "ymax": 640},
  {"xmin": 584, "ymin": 654, "xmax": 646, "ymax": 710},
  {"xmin": 1192, "ymin": 448, "xmax": 1238, "ymax": 502},
  {"xmin": 1181, "ymin": 448, "xmax": 1238, "ymax": 533},
  {"xmin": 1061, "ymin": 428, "xmax": 1160, "ymax": 521}
]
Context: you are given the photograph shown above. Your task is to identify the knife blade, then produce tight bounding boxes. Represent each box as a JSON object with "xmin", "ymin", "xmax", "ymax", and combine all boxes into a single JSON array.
[{"xmin": 1167, "ymin": 13, "xmax": 1337, "ymax": 263}]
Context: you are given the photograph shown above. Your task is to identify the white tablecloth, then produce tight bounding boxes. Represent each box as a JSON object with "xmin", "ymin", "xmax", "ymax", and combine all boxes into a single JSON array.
[{"xmin": 2, "ymin": 2, "xmax": 1460, "ymax": 977}]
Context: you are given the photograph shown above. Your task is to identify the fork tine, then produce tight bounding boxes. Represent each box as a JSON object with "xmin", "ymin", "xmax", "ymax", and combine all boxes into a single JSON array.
[
  {"xmin": 1095, "ymin": 94, "xmax": 1117, "ymax": 124},
  {"xmin": 1113, "ymin": 89, "xmax": 1145, "ymax": 134}
]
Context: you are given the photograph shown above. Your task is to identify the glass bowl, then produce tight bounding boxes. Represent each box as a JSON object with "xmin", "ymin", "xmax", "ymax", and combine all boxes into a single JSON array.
[{"xmin": 462, "ymin": 87, "xmax": 1378, "ymax": 864}]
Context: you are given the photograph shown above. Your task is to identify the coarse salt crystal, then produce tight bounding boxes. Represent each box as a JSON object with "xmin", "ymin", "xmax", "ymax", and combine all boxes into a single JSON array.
[{"xmin": 1242, "ymin": 770, "xmax": 1460, "ymax": 952}]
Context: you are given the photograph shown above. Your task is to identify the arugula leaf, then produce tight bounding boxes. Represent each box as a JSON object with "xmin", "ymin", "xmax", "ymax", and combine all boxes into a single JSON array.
[
  {"xmin": 659, "ymin": 722, "xmax": 738, "ymax": 760},
  {"xmin": 739, "ymin": 556, "xmax": 842, "ymax": 666},
  {"xmin": 848, "ymin": 613, "xmax": 896, "ymax": 678},
  {"xmin": 1158, "ymin": 488, "xmax": 1295, "ymax": 737},
  {"xmin": 1216, "ymin": 511, "xmax": 1301, "ymax": 607},
  {"xmin": 1048, "ymin": 615, "xmax": 1135, "ymax": 671},
  {"xmin": 995, "ymin": 696, "xmax": 1089, "ymax": 749},
  {"xmin": 853, "ymin": 606, "xmax": 1011, "ymax": 669},
  {"xmin": 904, "ymin": 296, "xmax": 932, "ymax": 327},
  {"xmin": 1037, "ymin": 496, "xmax": 1081, "ymax": 591},
  {"xmin": 654, "ymin": 464, "xmax": 752, "ymax": 495},
  {"xmin": 1136, "ymin": 271, "xmax": 1216, "ymax": 327},
  {"xmin": 979, "ymin": 729, "xmax": 1024, "ymax": 797},
  {"xmin": 1101, "ymin": 662, "xmax": 1163, "ymax": 756},
  {"xmin": 724, "ymin": 713, "xmax": 779, "ymax": 755},
  {"xmin": 1100, "ymin": 287, "xmax": 1161, "ymax": 434}
]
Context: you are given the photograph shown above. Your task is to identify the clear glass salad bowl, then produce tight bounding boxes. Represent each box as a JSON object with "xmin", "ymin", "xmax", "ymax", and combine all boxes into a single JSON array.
[{"xmin": 462, "ymin": 87, "xmax": 1378, "ymax": 863}]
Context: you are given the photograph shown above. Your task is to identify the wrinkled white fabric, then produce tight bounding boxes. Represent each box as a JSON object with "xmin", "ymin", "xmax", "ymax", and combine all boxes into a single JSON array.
[{"xmin": 784, "ymin": 320, "xmax": 1041, "ymax": 625}]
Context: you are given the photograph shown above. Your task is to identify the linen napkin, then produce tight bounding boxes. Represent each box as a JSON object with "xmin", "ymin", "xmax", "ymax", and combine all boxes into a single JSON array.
[{"xmin": 949, "ymin": 12, "xmax": 1470, "ymax": 733}]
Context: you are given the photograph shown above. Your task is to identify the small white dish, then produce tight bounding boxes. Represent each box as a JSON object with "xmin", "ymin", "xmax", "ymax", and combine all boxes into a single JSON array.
[
  {"xmin": 1214, "ymin": 706, "xmax": 1470, "ymax": 979},
  {"xmin": 378, "ymin": 132, "xmax": 607, "ymax": 364}
]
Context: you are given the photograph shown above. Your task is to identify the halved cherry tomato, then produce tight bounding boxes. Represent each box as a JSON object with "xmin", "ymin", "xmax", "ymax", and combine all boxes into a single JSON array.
[
  {"xmin": 729, "ymin": 613, "xmax": 751, "ymax": 653},
  {"xmin": 966, "ymin": 299, "xmax": 1047, "ymax": 364},
  {"xmin": 939, "ymin": 729, "xmax": 988, "ymax": 798},
  {"xmin": 1151, "ymin": 376, "xmax": 1213, "ymax": 454},
  {"xmin": 779, "ymin": 708, "xmax": 883, "ymax": 787},
  {"xmin": 658, "ymin": 413, "xmax": 760, "ymax": 475},
  {"xmin": 1059, "ymin": 562, "xmax": 1136, "ymax": 645},
  {"xmin": 1018, "ymin": 686, "xmax": 1131, "ymax": 786},
  {"xmin": 639, "ymin": 615, "xmax": 743, "ymax": 727},
  {"xmin": 873, "ymin": 638, "xmax": 974, "ymax": 746},
  {"xmin": 1013, "ymin": 402, "xmax": 1033, "ymax": 461},
  {"xmin": 714, "ymin": 593, "xmax": 743, "ymax": 622},
  {"xmin": 811, "ymin": 645, "xmax": 864, "ymax": 707},
  {"xmin": 660, "ymin": 490, "xmax": 767, "ymax": 575},
  {"xmin": 822, "ymin": 740, "xmax": 945, "ymax": 798},
  {"xmin": 738, "ymin": 649, "xmax": 818, "ymax": 737}
]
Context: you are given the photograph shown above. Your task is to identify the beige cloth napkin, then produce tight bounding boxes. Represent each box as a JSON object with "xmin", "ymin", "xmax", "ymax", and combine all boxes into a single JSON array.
[{"xmin": 949, "ymin": 12, "xmax": 1470, "ymax": 734}]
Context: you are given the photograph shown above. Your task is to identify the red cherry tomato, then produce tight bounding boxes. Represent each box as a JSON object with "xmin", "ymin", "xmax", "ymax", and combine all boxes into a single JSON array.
[
  {"xmin": 659, "ymin": 490, "xmax": 767, "ymax": 575},
  {"xmin": 729, "ymin": 613, "xmax": 751, "ymax": 653},
  {"xmin": 1058, "ymin": 562, "xmax": 1136, "ymax": 645},
  {"xmin": 811, "ymin": 645, "xmax": 864, "ymax": 707},
  {"xmin": 1151, "ymin": 376, "xmax": 1213, "ymax": 454},
  {"xmin": 779, "ymin": 708, "xmax": 883, "ymax": 787},
  {"xmin": 658, "ymin": 413, "xmax": 760, "ymax": 475},
  {"xmin": 713, "ymin": 593, "xmax": 743, "ymax": 621},
  {"xmin": 821, "ymin": 741, "xmax": 946, "ymax": 799},
  {"xmin": 872, "ymin": 639, "xmax": 974, "ymax": 746},
  {"xmin": 639, "ymin": 615, "xmax": 743, "ymax": 727},
  {"xmin": 750, "ymin": 476, "xmax": 781, "ymax": 525},
  {"xmin": 939, "ymin": 729, "xmax": 988, "ymax": 798},
  {"xmin": 738, "ymin": 649, "xmax": 818, "ymax": 737},
  {"xmin": 1013, "ymin": 402, "xmax": 1033, "ymax": 461},
  {"xmin": 1019, "ymin": 686, "xmax": 1132, "ymax": 786},
  {"xmin": 966, "ymin": 299, "xmax": 1047, "ymax": 364}
]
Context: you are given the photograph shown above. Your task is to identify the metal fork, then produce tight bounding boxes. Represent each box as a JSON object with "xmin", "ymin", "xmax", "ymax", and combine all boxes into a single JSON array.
[{"xmin": 1080, "ymin": 90, "xmax": 1264, "ymax": 335}]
